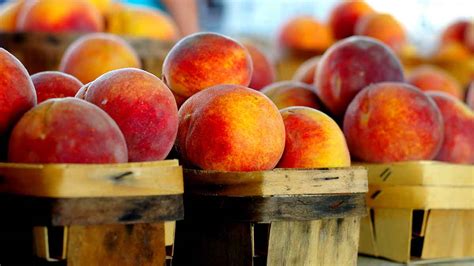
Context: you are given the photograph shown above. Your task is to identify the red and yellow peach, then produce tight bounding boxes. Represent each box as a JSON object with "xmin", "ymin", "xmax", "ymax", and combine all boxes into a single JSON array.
[{"xmin": 176, "ymin": 85, "xmax": 285, "ymax": 171}]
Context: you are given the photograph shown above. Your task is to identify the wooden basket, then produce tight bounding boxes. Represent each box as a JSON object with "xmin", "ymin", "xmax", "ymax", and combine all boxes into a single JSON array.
[
  {"xmin": 0, "ymin": 32, "xmax": 173, "ymax": 77},
  {"xmin": 0, "ymin": 159, "xmax": 184, "ymax": 265},
  {"xmin": 173, "ymin": 167, "xmax": 368, "ymax": 266},
  {"xmin": 358, "ymin": 161, "xmax": 474, "ymax": 263}
]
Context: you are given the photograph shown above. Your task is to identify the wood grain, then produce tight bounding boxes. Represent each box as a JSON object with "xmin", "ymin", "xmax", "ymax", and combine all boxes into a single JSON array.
[
  {"xmin": 0, "ymin": 194, "xmax": 184, "ymax": 226},
  {"xmin": 184, "ymin": 193, "xmax": 367, "ymax": 222},
  {"xmin": 367, "ymin": 185, "xmax": 473, "ymax": 209},
  {"xmin": 267, "ymin": 220, "xmax": 321, "ymax": 265},
  {"xmin": 422, "ymin": 210, "xmax": 474, "ymax": 259},
  {"xmin": 373, "ymin": 208, "xmax": 412, "ymax": 263},
  {"xmin": 185, "ymin": 167, "xmax": 367, "ymax": 196},
  {"xmin": 359, "ymin": 161, "xmax": 473, "ymax": 186},
  {"xmin": 0, "ymin": 160, "xmax": 183, "ymax": 197},
  {"xmin": 358, "ymin": 210, "xmax": 378, "ymax": 256},
  {"xmin": 173, "ymin": 221, "xmax": 253, "ymax": 266},
  {"xmin": 0, "ymin": 32, "xmax": 172, "ymax": 76},
  {"xmin": 67, "ymin": 223, "xmax": 166, "ymax": 266}
]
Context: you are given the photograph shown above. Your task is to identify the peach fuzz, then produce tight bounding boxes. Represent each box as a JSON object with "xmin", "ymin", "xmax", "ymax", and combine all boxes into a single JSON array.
[
  {"xmin": 278, "ymin": 16, "xmax": 334, "ymax": 52},
  {"xmin": 407, "ymin": 65, "xmax": 463, "ymax": 100},
  {"xmin": 355, "ymin": 13, "xmax": 406, "ymax": 52},
  {"xmin": 8, "ymin": 98, "xmax": 128, "ymax": 163},
  {"xmin": 329, "ymin": 1, "xmax": 374, "ymax": 40},
  {"xmin": 85, "ymin": 68, "xmax": 178, "ymax": 162},
  {"xmin": 243, "ymin": 42, "xmax": 276, "ymax": 90},
  {"xmin": 261, "ymin": 81, "xmax": 322, "ymax": 110},
  {"xmin": 343, "ymin": 82, "xmax": 444, "ymax": 163},
  {"xmin": 427, "ymin": 92, "xmax": 474, "ymax": 164},
  {"xmin": 292, "ymin": 56, "xmax": 320, "ymax": 85},
  {"xmin": 315, "ymin": 36, "xmax": 404, "ymax": 118},
  {"xmin": 162, "ymin": 32, "xmax": 253, "ymax": 98},
  {"xmin": 176, "ymin": 85, "xmax": 285, "ymax": 171},
  {"xmin": 0, "ymin": 48, "xmax": 36, "ymax": 145},
  {"xmin": 0, "ymin": 1, "xmax": 24, "ymax": 32},
  {"xmin": 16, "ymin": 0, "xmax": 103, "ymax": 33},
  {"xmin": 31, "ymin": 71, "xmax": 83, "ymax": 103},
  {"xmin": 106, "ymin": 5, "xmax": 179, "ymax": 41},
  {"xmin": 59, "ymin": 33, "xmax": 141, "ymax": 84},
  {"xmin": 277, "ymin": 107, "xmax": 350, "ymax": 168}
]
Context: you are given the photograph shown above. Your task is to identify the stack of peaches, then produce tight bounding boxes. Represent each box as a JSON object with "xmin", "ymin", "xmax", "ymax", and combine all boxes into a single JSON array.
[
  {"xmin": 0, "ymin": 0, "xmax": 179, "ymax": 41},
  {"xmin": 0, "ymin": 0, "xmax": 473, "ymax": 172}
]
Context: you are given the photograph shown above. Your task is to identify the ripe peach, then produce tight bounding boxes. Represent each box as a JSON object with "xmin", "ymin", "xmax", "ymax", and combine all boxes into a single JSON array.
[
  {"xmin": 8, "ymin": 98, "xmax": 128, "ymax": 163},
  {"xmin": 106, "ymin": 5, "xmax": 179, "ymax": 41},
  {"xmin": 427, "ymin": 92, "xmax": 474, "ymax": 164},
  {"xmin": 292, "ymin": 56, "xmax": 320, "ymax": 85},
  {"xmin": 277, "ymin": 107, "xmax": 350, "ymax": 168},
  {"xmin": 59, "ymin": 33, "xmax": 141, "ymax": 84},
  {"xmin": 467, "ymin": 82, "xmax": 474, "ymax": 109},
  {"xmin": 85, "ymin": 68, "xmax": 178, "ymax": 162},
  {"xmin": 162, "ymin": 32, "xmax": 253, "ymax": 98},
  {"xmin": 407, "ymin": 65, "xmax": 463, "ymax": 100},
  {"xmin": 315, "ymin": 36, "xmax": 404, "ymax": 117},
  {"xmin": 75, "ymin": 82, "xmax": 91, "ymax": 99},
  {"xmin": 261, "ymin": 81, "xmax": 321, "ymax": 110},
  {"xmin": 31, "ymin": 71, "xmax": 83, "ymax": 103},
  {"xmin": 0, "ymin": 1, "xmax": 24, "ymax": 32},
  {"xmin": 440, "ymin": 20, "xmax": 470, "ymax": 45},
  {"xmin": 243, "ymin": 42, "xmax": 276, "ymax": 90},
  {"xmin": 355, "ymin": 13, "xmax": 406, "ymax": 52},
  {"xmin": 278, "ymin": 16, "xmax": 334, "ymax": 52},
  {"xmin": 329, "ymin": 1, "xmax": 374, "ymax": 40},
  {"xmin": 465, "ymin": 22, "xmax": 474, "ymax": 53},
  {"xmin": 176, "ymin": 85, "xmax": 285, "ymax": 171},
  {"xmin": 16, "ymin": 0, "xmax": 103, "ymax": 33},
  {"xmin": 343, "ymin": 82, "xmax": 444, "ymax": 163},
  {"xmin": 0, "ymin": 48, "xmax": 36, "ymax": 149}
]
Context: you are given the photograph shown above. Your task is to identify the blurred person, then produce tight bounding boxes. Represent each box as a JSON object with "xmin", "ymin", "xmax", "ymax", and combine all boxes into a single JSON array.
[{"xmin": 122, "ymin": 0, "xmax": 200, "ymax": 36}]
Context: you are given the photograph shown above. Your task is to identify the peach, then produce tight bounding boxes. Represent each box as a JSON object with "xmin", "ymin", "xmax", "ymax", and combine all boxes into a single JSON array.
[
  {"xmin": 8, "ymin": 98, "xmax": 128, "ymax": 163},
  {"xmin": 261, "ymin": 81, "xmax": 322, "ymax": 110},
  {"xmin": 85, "ymin": 68, "xmax": 178, "ymax": 162},
  {"xmin": 59, "ymin": 33, "xmax": 141, "ymax": 84},
  {"xmin": 329, "ymin": 1, "xmax": 374, "ymax": 40},
  {"xmin": 343, "ymin": 82, "xmax": 444, "ymax": 163},
  {"xmin": 106, "ymin": 5, "xmax": 179, "ymax": 41},
  {"xmin": 243, "ymin": 42, "xmax": 276, "ymax": 90},
  {"xmin": 75, "ymin": 82, "xmax": 91, "ymax": 99},
  {"xmin": 465, "ymin": 22, "xmax": 474, "ymax": 53},
  {"xmin": 16, "ymin": 0, "xmax": 103, "ymax": 33},
  {"xmin": 176, "ymin": 85, "xmax": 285, "ymax": 171},
  {"xmin": 407, "ymin": 65, "xmax": 463, "ymax": 100},
  {"xmin": 427, "ymin": 92, "xmax": 474, "ymax": 164},
  {"xmin": 31, "ymin": 71, "xmax": 83, "ymax": 103},
  {"xmin": 277, "ymin": 107, "xmax": 350, "ymax": 168},
  {"xmin": 467, "ymin": 82, "xmax": 474, "ymax": 109},
  {"xmin": 315, "ymin": 36, "xmax": 404, "ymax": 117},
  {"xmin": 0, "ymin": 1, "xmax": 24, "ymax": 32},
  {"xmin": 440, "ymin": 20, "xmax": 470, "ymax": 45},
  {"xmin": 292, "ymin": 56, "xmax": 320, "ymax": 85},
  {"xmin": 355, "ymin": 13, "xmax": 406, "ymax": 52},
  {"xmin": 278, "ymin": 16, "xmax": 334, "ymax": 52},
  {"xmin": 0, "ymin": 48, "xmax": 36, "ymax": 158},
  {"xmin": 162, "ymin": 32, "xmax": 253, "ymax": 98}
]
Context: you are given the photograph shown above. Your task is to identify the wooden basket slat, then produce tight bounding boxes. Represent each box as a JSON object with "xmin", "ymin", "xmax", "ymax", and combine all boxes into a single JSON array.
[{"xmin": 0, "ymin": 160, "xmax": 184, "ymax": 197}]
